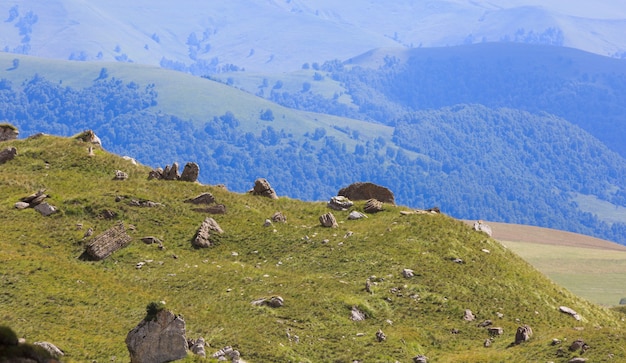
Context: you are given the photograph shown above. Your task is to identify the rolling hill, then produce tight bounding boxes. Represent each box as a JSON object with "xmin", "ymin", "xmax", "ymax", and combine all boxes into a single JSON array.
[
  {"xmin": 1, "ymin": 133, "xmax": 626, "ymax": 362},
  {"xmin": 0, "ymin": 1, "xmax": 625, "ymax": 73}
]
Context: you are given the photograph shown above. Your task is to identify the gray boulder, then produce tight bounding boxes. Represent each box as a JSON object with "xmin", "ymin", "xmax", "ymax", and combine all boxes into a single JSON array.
[
  {"xmin": 327, "ymin": 196, "xmax": 354, "ymax": 211},
  {"xmin": 252, "ymin": 178, "xmax": 278, "ymax": 199},
  {"xmin": 84, "ymin": 222, "xmax": 132, "ymax": 260},
  {"xmin": 319, "ymin": 212, "xmax": 338, "ymax": 228},
  {"xmin": 180, "ymin": 162, "xmax": 199, "ymax": 182},
  {"xmin": 0, "ymin": 147, "xmax": 17, "ymax": 164},
  {"xmin": 0, "ymin": 123, "xmax": 18, "ymax": 141},
  {"xmin": 33, "ymin": 341, "xmax": 64, "ymax": 358},
  {"xmin": 559, "ymin": 306, "xmax": 581, "ymax": 320},
  {"xmin": 34, "ymin": 202, "xmax": 58, "ymax": 217},
  {"xmin": 193, "ymin": 217, "xmax": 223, "ymax": 248},
  {"xmin": 126, "ymin": 309, "xmax": 188, "ymax": 363}
]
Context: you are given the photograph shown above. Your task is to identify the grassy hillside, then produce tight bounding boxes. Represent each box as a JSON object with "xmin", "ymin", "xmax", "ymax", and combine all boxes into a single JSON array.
[
  {"xmin": 1, "ymin": 134, "xmax": 626, "ymax": 362},
  {"xmin": 469, "ymin": 221, "xmax": 626, "ymax": 306}
]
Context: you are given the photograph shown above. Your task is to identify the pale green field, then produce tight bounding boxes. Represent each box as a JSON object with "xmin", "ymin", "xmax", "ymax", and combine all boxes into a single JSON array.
[{"xmin": 502, "ymin": 240, "xmax": 626, "ymax": 306}]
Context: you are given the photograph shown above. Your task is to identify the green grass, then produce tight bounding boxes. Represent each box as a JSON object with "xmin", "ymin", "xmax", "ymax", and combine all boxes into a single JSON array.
[
  {"xmin": 1, "ymin": 134, "xmax": 626, "ymax": 362},
  {"xmin": 502, "ymin": 241, "xmax": 626, "ymax": 306}
]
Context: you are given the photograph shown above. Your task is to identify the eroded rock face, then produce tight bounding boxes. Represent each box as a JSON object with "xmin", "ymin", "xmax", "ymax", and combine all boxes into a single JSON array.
[
  {"xmin": 125, "ymin": 309, "xmax": 188, "ymax": 363},
  {"xmin": 338, "ymin": 182, "xmax": 395, "ymax": 204}
]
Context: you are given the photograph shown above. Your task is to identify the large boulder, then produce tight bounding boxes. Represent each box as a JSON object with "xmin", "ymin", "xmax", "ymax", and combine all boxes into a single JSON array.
[
  {"xmin": 338, "ymin": 182, "xmax": 395, "ymax": 204},
  {"xmin": 252, "ymin": 178, "xmax": 278, "ymax": 199},
  {"xmin": 84, "ymin": 222, "xmax": 132, "ymax": 260},
  {"xmin": 0, "ymin": 146, "xmax": 17, "ymax": 164},
  {"xmin": 180, "ymin": 162, "xmax": 199, "ymax": 182},
  {"xmin": 0, "ymin": 123, "xmax": 19, "ymax": 141},
  {"xmin": 126, "ymin": 309, "xmax": 188, "ymax": 363}
]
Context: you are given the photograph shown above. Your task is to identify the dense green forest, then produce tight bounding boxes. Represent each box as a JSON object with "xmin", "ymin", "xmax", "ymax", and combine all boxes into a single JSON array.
[{"xmin": 3, "ymin": 70, "xmax": 626, "ymax": 245}]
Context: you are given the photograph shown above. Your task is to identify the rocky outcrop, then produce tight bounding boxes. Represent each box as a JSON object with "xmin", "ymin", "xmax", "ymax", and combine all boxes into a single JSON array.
[
  {"xmin": 327, "ymin": 196, "xmax": 353, "ymax": 211},
  {"xmin": 251, "ymin": 178, "xmax": 278, "ymax": 199},
  {"xmin": 84, "ymin": 222, "xmax": 132, "ymax": 260},
  {"xmin": 338, "ymin": 182, "xmax": 395, "ymax": 204},
  {"xmin": 0, "ymin": 123, "xmax": 19, "ymax": 141},
  {"xmin": 125, "ymin": 309, "xmax": 187, "ymax": 363},
  {"xmin": 192, "ymin": 217, "xmax": 223, "ymax": 248},
  {"xmin": 0, "ymin": 146, "xmax": 17, "ymax": 164},
  {"xmin": 149, "ymin": 162, "xmax": 199, "ymax": 182},
  {"xmin": 364, "ymin": 199, "xmax": 384, "ymax": 213}
]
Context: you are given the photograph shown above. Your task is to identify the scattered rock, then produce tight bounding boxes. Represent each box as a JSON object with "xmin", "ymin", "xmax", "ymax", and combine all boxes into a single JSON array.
[
  {"xmin": 413, "ymin": 355, "xmax": 428, "ymax": 363},
  {"xmin": 487, "ymin": 327, "xmax": 504, "ymax": 336},
  {"xmin": 375, "ymin": 329, "xmax": 386, "ymax": 342},
  {"xmin": 347, "ymin": 211, "xmax": 367, "ymax": 220},
  {"xmin": 33, "ymin": 341, "xmax": 64, "ymax": 358},
  {"xmin": 319, "ymin": 212, "xmax": 338, "ymax": 228},
  {"xmin": 271, "ymin": 211, "xmax": 287, "ymax": 223},
  {"xmin": 20, "ymin": 189, "xmax": 47, "ymax": 207},
  {"xmin": 559, "ymin": 306, "xmax": 582, "ymax": 321},
  {"xmin": 365, "ymin": 279, "xmax": 373, "ymax": 294},
  {"xmin": 141, "ymin": 236, "xmax": 162, "ymax": 245},
  {"xmin": 211, "ymin": 346, "xmax": 243, "ymax": 363},
  {"xmin": 263, "ymin": 219, "xmax": 272, "ymax": 227},
  {"xmin": 363, "ymin": 199, "xmax": 384, "ymax": 213},
  {"xmin": 351, "ymin": 306, "xmax": 366, "ymax": 321},
  {"xmin": 185, "ymin": 192, "xmax": 216, "ymax": 205},
  {"xmin": 327, "ymin": 196, "xmax": 354, "ymax": 211},
  {"xmin": 188, "ymin": 337, "xmax": 206, "ymax": 358},
  {"xmin": 568, "ymin": 358, "xmax": 587, "ymax": 363},
  {"xmin": 192, "ymin": 217, "xmax": 223, "ymax": 248},
  {"xmin": 113, "ymin": 170, "xmax": 129, "ymax": 180},
  {"xmin": 402, "ymin": 268, "xmax": 415, "ymax": 278},
  {"xmin": 251, "ymin": 178, "xmax": 278, "ymax": 199},
  {"xmin": 338, "ymin": 182, "xmax": 395, "ymax": 204},
  {"xmin": 514, "ymin": 325, "xmax": 533, "ymax": 344},
  {"xmin": 180, "ymin": 162, "xmax": 199, "ymax": 182},
  {"xmin": 0, "ymin": 146, "xmax": 17, "ymax": 164},
  {"xmin": 34, "ymin": 202, "xmax": 58, "ymax": 217},
  {"xmin": 193, "ymin": 204, "xmax": 227, "ymax": 214},
  {"xmin": 74, "ymin": 129, "xmax": 102, "ymax": 146},
  {"xmin": 251, "ymin": 296, "xmax": 284, "ymax": 308},
  {"xmin": 551, "ymin": 338, "xmax": 562, "ymax": 346},
  {"xmin": 83, "ymin": 222, "xmax": 132, "ymax": 260},
  {"xmin": 473, "ymin": 220, "xmax": 493, "ymax": 236},
  {"xmin": 463, "ymin": 309, "xmax": 475, "ymax": 322},
  {"xmin": 101, "ymin": 209, "xmax": 117, "ymax": 219},
  {"xmin": 478, "ymin": 320, "xmax": 493, "ymax": 327},
  {"xmin": 0, "ymin": 123, "xmax": 19, "ymax": 141},
  {"xmin": 484, "ymin": 338, "xmax": 492, "ymax": 347},
  {"xmin": 14, "ymin": 201, "xmax": 30, "ymax": 210},
  {"xmin": 569, "ymin": 339, "xmax": 585, "ymax": 352},
  {"xmin": 125, "ymin": 309, "xmax": 187, "ymax": 363},
  {"xmin": 129, "ymin": 199, "xmax": 164, "ymax": 208}
]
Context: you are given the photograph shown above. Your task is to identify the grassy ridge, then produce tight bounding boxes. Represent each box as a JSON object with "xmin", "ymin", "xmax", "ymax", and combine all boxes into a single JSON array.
[{"xmin": 1, "ymin": 135, "xmax": 626, "ymax": 362}]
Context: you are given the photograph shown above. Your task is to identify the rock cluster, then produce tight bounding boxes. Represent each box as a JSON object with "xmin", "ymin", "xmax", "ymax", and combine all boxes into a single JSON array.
[
  {"xmin": 149, "ymin": 162, "xmax": 199, "ymax": 182},
  {"xmin": 15, "ymin": 189, "xmax": 59, "ymax": 216}
]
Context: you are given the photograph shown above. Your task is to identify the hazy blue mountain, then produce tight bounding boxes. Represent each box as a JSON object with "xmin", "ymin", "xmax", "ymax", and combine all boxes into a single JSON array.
[{"xmin": 1, "ymin": 1, "xmax": 625, "ymax": 73}]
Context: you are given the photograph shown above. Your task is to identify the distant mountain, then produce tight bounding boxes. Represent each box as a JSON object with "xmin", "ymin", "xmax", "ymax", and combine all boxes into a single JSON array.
[{"xmin": 0, "ymin": 1, "xmax": 625, "ymax": 73}]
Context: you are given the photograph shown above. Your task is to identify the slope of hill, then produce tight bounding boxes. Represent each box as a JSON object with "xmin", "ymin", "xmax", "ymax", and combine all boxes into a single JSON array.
[
  {"xmin": 0, "ymin": 1, "xmax": 625, "ymax": 73},
  {"xmin": 1, "ymin": 134, "xmax": 626, "ymax": 362},
  {"xmin": 2, "ymin": 51, "xmax": 626, "ymax": 247},
  {"xmin": 465, "ymin": 221, "xmax": 626, "ymax": 306}
]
